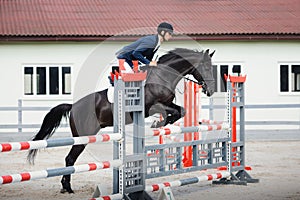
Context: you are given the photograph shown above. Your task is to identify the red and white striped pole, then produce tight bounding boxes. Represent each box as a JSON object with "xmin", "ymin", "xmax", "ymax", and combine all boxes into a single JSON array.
[
  {"xmin": 0, "ymin": 160, "xmax": 121, "ymax": 185},
  {"xmin": 89, "ymin": 193, "xmax": 123, "ymax": 200},
  {"xmin": 145, "ymin": 171, "xmax": 230, "ymax": 192},
  {"xmin": 0, "ymin": 133, "xmax": 122, "ymax": 153}
]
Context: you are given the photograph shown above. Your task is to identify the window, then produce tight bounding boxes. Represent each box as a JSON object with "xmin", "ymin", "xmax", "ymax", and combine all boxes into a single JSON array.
[
  {"xmin": 212, "ymin": 64, "xmax": 242, "ymax": 93},
  {"xmin": 23, "ymin": 65, "xmax": 72, "ymax": 96},
  {"xmin": 280, "ymin": 64, "xmax": 300, "ymax": 93},
  {"xmin": 62, "ymin": 67, "xmax": 71, "ymax": 94},
  {"xmin": 280, "ymin": 65, "xmax": 289, "ymax": 92},
  {"xmin": 292, "ymin": 65, "xmax": 300, "ymax": 92},
  {"xmin": 49, "ymin": 67, "xmax": 59, "ymax": 95},
  {"xmin": 37, "ymin": 67, "xmax": 46, "ymax": 95},
  {"xmin": 24, "ymin": 67, "xmax": 33, "ymax": 95}
]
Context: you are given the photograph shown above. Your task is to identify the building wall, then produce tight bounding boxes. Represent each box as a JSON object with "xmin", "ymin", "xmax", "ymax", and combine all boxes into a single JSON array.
[
  {"xmin": 198, "ymin": 40, "xmax": 300, "ymax": 129},
  {"xmin": 0, "ymin": 41, "xmax": 97, "ymax": 127},
  {"xmin": 0, "ymin": 40, "xmax": 299, "ymax": 130}
]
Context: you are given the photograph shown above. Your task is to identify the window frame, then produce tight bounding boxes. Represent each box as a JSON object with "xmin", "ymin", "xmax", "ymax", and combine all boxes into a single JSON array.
[
  {"xmin": 22, "ymin": 64, "xmax": 72, "ymax": 99},
  {"xmin": 212, "ymin": 62, "xmax": 244, "ymax": 94},
  {"xmin": 278, "ymin": 62, "xmax": 300, "ymax": 95}
]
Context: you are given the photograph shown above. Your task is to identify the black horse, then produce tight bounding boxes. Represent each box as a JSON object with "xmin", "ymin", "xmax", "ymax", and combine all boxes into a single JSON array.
[{"xmin": 27, "ymin": 48, "xmax": 215, "ymax": 193}]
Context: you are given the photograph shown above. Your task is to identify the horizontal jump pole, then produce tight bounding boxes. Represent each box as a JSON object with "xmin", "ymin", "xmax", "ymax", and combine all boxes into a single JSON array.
[
  {"xmin": 0, "ymin": 133, "xmax": 122, "ymax": 153},
  {"xmin": 145, "ymin": 171, "xmax": 230, "ymax": 192},
  {"xmin": 0, "ymin": 160, "xmax": 122, "ymax": 185},
  {"xmin": 201, "ymin": 119, "xmax": 225, "ymax": 125},
  {"xmin": 89, "ymin": 172, "xmax": 230, "ymax": 200},
  {"xmin": 164, "ymin": 135, "xmax": 182, "ymax": 142},
  {"xmin": 153, "ymin": 124, "xmax": 230, "ymax": 136},
  {"xmin": 90, "ymin": 193, "xmax": 123, "ymax": 200}
]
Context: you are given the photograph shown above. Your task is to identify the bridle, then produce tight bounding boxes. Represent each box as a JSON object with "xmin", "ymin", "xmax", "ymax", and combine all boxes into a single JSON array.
[{"xmin": 145, "ymin": 61, "xmax": 211, "ymax": 94}]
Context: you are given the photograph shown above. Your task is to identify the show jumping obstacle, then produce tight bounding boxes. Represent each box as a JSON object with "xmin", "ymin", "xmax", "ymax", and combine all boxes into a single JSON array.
[
  {"xmin": 0, "ymin": 64, "xmax": 258, "ymax": 199},
  {"xmin": 99, "ymin": 69, "xmax": 257, "ymax": 199}
]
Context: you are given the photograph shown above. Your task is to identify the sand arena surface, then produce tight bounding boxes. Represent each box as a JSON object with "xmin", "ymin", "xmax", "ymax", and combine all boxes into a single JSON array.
[{"xmin": 1, "ymin": 138, "xmax": 300, "ymax": 200}]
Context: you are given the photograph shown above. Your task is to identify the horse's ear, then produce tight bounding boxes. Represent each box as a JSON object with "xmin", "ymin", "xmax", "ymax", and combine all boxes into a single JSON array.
[
  {"xmin": 209, "ymin": 50, "xmax": 216, "ymax": 57},
  {"xmin": 205, "ymin": 49, "xmax": 209, "ymax": 55}
]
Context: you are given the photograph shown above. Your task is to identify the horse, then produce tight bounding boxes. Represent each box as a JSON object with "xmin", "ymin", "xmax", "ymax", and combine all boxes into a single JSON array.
[{"xmin": 27, "ymin": 48, "xmax": 215, "ymax": 194}]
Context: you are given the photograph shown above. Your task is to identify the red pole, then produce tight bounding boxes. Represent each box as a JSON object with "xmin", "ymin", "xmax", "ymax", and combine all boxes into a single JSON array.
[
  {"xmin": 183, "ymin": 81, "xmax": 193, "ymax": 167},
  {"xmin": 183, "ymin": 80, "xmax": 188, "ymax": 166},
  {"xmin": 118, "ymin": 59, "xmax": 125, "ymax": 74},
  {"xmin": 232, "ymin": 82, "xmax": 237, "ymax": 166},
  {"xmin": 159, "ymin": 114, "xmax": 164, "ymax": 146},
  {"xmin": 132, "ymin": 60, "xmax": 139, "ymax": 73},
  {"xmin": 232, "ymin": 82, "xmax": 237, "ymax": 143}
]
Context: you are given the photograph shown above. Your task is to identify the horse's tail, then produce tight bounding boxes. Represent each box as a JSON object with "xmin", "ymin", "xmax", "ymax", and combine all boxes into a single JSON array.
[{"xmin": 27, "ymin": 103, "xmax": 72, "ymax": 164}]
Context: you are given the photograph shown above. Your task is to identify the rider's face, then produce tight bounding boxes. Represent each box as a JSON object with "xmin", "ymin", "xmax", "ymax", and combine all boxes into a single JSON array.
[{"xmin": 164, "ymin": 32, "xmax": 172, "ymax": 41}]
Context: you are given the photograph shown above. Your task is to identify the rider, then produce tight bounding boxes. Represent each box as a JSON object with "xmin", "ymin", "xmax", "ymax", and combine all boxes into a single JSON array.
[{"xmin": 114, "ymin": 22, "xmax": 174, "ymax": 73}]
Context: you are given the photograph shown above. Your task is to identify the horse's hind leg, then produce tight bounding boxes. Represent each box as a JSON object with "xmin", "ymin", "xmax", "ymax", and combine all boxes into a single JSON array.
[{"xmin": 60, "ymin": 144, "xmax": 86, "ymax": 193}]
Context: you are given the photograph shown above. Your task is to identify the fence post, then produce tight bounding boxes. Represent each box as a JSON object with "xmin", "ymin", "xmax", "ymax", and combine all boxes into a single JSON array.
[{"xmin": 18, "ymin": 99, "xmax": 22, "ymax": 133}]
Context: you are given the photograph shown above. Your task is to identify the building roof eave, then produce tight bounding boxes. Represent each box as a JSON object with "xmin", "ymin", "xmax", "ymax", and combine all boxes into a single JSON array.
[{"xmin": 1, "ymin": 33, "xmax": 300, "ymax": 42}]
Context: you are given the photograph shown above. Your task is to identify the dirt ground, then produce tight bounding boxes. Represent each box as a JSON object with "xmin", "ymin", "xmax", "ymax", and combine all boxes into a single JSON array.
[{"xmin": 0, "ymin": 139, "xmax": 300, "ymax": 200}]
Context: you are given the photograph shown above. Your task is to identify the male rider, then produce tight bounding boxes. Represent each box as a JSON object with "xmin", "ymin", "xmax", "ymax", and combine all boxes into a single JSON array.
[{"xmin": 115, "ymin": 22, "xmax": 174, "ymax": 72}]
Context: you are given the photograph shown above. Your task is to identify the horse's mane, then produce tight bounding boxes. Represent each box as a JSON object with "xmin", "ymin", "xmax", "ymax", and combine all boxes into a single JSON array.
[{"xmin": 158, "ymin": 48, "xmax": 203, "ymax": 65}]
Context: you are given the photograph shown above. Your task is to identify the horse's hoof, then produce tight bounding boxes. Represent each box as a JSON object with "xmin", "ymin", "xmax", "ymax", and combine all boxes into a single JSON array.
[
  {"xmin": 60, "ymin": 188, "xmax": 74, "ymax": 194},
  {"xmin": 150, "ymin": 120, "xmax": 159, "ymax": 128},
  {"xmin": 151, "ymin": 121, "xmax": 165, "ymax": 128},
  {"xmin": 60, "ymin": 188, "xmax": 67, "ymax": 193}
]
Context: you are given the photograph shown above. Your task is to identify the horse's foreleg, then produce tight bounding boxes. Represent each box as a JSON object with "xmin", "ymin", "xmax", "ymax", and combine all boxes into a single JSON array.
[
  {"xmin": 149, "ymin": 103, "xmax": 185, "ymax": 128},
  {"xmin": 165, "ymin": 103, "xmax": 185, "ymax": 125},
  {"xmin": 148, "ymin": 103, "xmax": 167, "ymax": 128},
  {"xmin": 61, "ymin": 144, "xmax": 86, "ymax": 193}
]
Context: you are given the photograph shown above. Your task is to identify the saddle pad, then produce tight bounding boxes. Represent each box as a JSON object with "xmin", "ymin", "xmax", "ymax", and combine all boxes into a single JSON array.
[{"xmin": 107, "ymin": 86, "xmax": 114, "ymax": 103}]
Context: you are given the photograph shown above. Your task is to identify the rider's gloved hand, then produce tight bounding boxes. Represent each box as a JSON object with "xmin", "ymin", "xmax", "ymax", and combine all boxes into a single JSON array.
[{"xmin": 149, "ymin": 61, "xmax": 157, "ymax": 66}]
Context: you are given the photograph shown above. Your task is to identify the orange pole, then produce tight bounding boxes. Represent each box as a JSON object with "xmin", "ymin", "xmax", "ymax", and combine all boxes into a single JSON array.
[
  {"xmin": 232, "ymin": 82, "xmax": 237, "ymax": 166},
  {"xmin": 159, "ymin": 114, "xmax": 164, "ymax": 145},
  {"xmin": 118, "ymin": 59, "xmax": 125, "ymax": 73},
  {"xmin": 159, "ymin": 134, "xmax": 164, "ymax": 145},
  {"xmin": 132, "ymin": 60, "xmax": 139, "ymax": 73},
  {"xmin": 183, "ymin": 81, "xmax": 188, "ymax": 165},
  {"xmin": 232, "ymin": 83, "xmax": 237, "ymax": 143},
  {"xmin": 183, "ymin": 81, "xmax": 193, "ymax": 167}
]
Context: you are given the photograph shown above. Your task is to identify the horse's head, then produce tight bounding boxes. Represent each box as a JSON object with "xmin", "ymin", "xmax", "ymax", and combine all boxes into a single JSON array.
[
  {"xmin": 194, "ymin": 49, "xmax": 215, "ymax": 97},
  {"xmin": 157, "ymin": 48, "xmax": 215, "ymax": 96}
]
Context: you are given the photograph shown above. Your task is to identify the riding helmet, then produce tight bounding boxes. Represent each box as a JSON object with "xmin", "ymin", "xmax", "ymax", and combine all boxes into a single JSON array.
[{"xmin": 157, "ymin": 22, "xmax": 174, "ymax": 35}]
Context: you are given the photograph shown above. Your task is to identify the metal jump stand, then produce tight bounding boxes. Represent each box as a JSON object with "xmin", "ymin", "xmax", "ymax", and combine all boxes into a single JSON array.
[
  {"xmin": 214, "ymin": 75, "xmax": 259, "ymax": 185},
  {"xmin": 112, "ymin": 72, "xmax": 153, "ymax": 199}
]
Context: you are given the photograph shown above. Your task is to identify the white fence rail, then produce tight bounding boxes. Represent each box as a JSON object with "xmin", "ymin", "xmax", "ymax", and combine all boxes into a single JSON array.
[{"xmin": 0, "ymin": 99, "xmax": 299, "ymax": 133}]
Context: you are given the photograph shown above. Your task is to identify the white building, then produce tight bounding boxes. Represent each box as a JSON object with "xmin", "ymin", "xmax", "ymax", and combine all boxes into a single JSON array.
[{"xmin": 0, "ymin": 0, "xmax": 299, "ymax": 131}]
